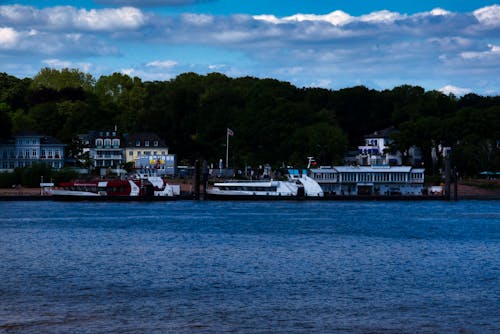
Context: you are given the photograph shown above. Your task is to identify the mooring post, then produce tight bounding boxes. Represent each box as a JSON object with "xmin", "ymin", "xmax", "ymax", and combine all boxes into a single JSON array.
[
  {"xmin": 444, "ymin": 148, "xmax": 451, "ymax": 201},
  {"xmin": 202, "ymin": 160, "xmax": 209, "ymax": 199},
  {"xmin": 193, "ymin": 160, "xmax": 200, "ymax": 200},
  {"xmin": 453, "ymin": 166, "xmax": 458, "ymax": 201}
]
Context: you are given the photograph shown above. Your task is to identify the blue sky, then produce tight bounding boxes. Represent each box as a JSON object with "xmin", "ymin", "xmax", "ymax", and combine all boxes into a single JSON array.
[{"xmin": 1, "ymin": 0, "xmax": 499, "ymax": 95}]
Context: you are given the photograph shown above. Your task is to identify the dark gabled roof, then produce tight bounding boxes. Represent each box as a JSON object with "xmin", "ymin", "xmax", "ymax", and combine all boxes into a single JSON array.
[
  {"xmin": 80, "ymin": 130, "xmax": 122, "ymax": 141},
  {"xmin": 364, "ymin": 126, "xmax": 399, "ymax": 139},
  {"xmin": 124, "ymin": 132, "xmax": 167, "ymax": 147}
]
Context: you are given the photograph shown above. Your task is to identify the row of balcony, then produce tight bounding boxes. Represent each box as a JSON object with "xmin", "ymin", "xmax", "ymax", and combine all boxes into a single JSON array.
[{"xmin": 95, "ymin": 154, "xmax": 123, "ymax": 159}]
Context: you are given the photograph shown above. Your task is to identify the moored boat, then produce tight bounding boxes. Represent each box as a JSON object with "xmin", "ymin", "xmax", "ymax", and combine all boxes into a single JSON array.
[
  {"xmin": 205, "ymin": 169, "xmax": 323, "ymax": 200},
  {"xmin": 46, "ymin": 174, "xmax": 179, "ymax": 201}
]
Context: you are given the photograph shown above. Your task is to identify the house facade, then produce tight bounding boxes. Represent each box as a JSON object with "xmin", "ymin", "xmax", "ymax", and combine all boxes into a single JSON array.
[
  {"xmin": 80, "ymin": 130, "xmax": 124, "ymax": 176},
  {"xmin": 124, "ymin": 132, "xmax": 176, "ymax": 176},
  {"xmin": 356, "ymin": 127, "xmax": 402, "ymax": 166},
  {"xmin": 353, "ymin": 127, "xmax": 422, "ymax": 167},
  {"xmin": 0, "ymin": 132, "xmax": 65, "ymax": 171}
]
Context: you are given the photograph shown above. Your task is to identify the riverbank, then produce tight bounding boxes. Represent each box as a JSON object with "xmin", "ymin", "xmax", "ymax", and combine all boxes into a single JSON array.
[{"xmin": 1, "ymin": 181, "xmax": 498, "ymax": 201}]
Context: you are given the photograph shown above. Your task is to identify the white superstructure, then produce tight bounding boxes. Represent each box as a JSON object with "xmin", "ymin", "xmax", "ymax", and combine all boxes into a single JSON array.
[
  {"xmin": 207, "ymin": 169, "xmax": 324, "ymax": 198},
  {"xmin": 310, "ymin": 165, "xmax": 425, "ymax": 196}
]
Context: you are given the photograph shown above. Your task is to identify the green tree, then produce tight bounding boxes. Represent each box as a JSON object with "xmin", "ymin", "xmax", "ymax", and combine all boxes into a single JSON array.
[{"xmin": 31, "ymin": 68, "xmax": 95, "ymax": 91}]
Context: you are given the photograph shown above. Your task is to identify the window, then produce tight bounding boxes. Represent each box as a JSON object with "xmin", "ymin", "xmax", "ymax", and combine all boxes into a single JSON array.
[
  {"xmin": 104, "ymin": 139, "xmax": 111, "ymax": 148},
  {"xmin": 137, "ymin": 151, "xmax": 141, "ymax": 157},
  {"xmin": 129, "ymin": 151, "xmax": 133, "ymax": 156},
  {"xmin": 112, "ymin": 139, "xmax": 120, "ymax": 148},
  {"xmin": 145, "ymin": 140, "xmax": 150, "ymax": 147},
  {"xmin": 96, "ymin": 139, "xmax": 103, "ymax": 147},
  {"xmin": 154, "ymin": 141, "xmax": 158, "ymax": 147},
  {"xmin": 135, "ymin": 140, "xmax": 141, "ymax": 147}
]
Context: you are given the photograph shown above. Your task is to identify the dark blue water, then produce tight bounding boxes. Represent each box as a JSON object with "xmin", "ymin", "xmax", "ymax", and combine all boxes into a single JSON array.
[{"xmin": 0, "ymin": 200, "xmax": 499, "ymax": 333}]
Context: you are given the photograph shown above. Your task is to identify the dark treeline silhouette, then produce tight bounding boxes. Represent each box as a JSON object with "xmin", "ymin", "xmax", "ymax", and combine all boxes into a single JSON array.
[{"xmin": 1, "ymin": 69, "xmax": 499, "ymax": 176}]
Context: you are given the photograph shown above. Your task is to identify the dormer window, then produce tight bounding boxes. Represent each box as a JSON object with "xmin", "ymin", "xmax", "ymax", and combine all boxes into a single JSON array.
[
  {"xmin": 154, "ymin": 141, "xmax": 158, "ymax": 147},
  {"xmin": 145, "ymin": 140, "xmax": 150, "ymax": 147},
  {"xmin": 135, "ymin": 140, "xmax": 141, "ymax": 147}
]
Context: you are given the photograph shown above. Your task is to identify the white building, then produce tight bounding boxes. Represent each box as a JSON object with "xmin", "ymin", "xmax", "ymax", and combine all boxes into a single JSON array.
[
  {"xmin": 310, "ymin": 165, "xmax": 425, "ymax": 196},
  {"xmin": 356, "ymin": 127, "xmax": 402, "ymax": 166},
  {"xmin": 80, "ymin": 130, "xmax": 124, "ymax": 176},
  {"xmin": 355, "ymin": 127, "xmax": 422, "ymax": 167}
]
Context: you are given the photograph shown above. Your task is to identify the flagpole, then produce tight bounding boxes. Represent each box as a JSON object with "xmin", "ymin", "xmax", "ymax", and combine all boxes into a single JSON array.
[{"xmin": 226, "ymin": 130, "xmax": 229, "ymax": 168}]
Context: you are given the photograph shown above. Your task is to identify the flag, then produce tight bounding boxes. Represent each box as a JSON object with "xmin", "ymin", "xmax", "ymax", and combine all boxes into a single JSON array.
[{"xmin": 227, "ymin": 128, "xmax": 234, "ymax": 136}]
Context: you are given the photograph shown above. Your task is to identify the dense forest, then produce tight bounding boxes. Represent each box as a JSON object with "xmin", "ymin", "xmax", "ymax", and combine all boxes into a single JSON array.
[{"xmin": 1, "ymin": 68, "xmax": 499, "ymax": 177}]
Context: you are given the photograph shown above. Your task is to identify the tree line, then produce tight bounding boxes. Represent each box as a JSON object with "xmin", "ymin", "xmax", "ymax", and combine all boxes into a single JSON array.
[{"xmin": 0, "ymin": 68, "xmax": 499, "ymax": 177}]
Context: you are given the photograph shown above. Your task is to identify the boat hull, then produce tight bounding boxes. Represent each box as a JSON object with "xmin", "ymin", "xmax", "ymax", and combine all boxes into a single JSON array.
[
  {"xmin": 51, "ymin": 195, "xmax": 176, "ymax": 202},
  {"xmin": 204, "ymin": 193, "xmax": 308, "ymax": 201}
]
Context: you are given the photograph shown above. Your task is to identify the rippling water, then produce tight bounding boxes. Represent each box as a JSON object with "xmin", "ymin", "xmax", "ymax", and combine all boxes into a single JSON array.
[{"xmin": 0, "ymin": 200, "xmax": 499, "ymax": 333}]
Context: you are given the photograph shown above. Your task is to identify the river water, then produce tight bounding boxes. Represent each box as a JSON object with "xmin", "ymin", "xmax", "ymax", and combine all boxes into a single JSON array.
[{"xmin": 0, "ymin": 200, "xmax": 499, "ymax": 333}]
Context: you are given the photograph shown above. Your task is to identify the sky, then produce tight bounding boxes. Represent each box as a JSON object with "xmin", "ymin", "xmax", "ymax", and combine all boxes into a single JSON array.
[{"xmin": 0, "ymin": 1, "xmax": 499, "ymax": 95}]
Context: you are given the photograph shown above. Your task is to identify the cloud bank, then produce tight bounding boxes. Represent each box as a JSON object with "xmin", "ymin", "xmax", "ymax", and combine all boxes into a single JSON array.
[
  {"xmin": 94, "ymin": 0, "xmax": 215, "ymax": 7},
  {"xmin": 0, "ymin": 4, "xmax": 499, "ymax": 93}
]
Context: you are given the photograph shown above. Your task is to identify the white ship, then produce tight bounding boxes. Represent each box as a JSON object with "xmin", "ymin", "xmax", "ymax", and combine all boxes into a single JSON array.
[{"xmin": 206, "ymin": 169, "xmax": 323, "ymax": 200}]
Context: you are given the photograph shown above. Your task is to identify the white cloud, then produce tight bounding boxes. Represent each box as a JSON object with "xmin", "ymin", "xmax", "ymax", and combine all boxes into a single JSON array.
[
  {"xmin": 461, "ymin": 44, "xmax": 500, "ymax": 60},
  {"xmin": 254, "ymin": 10, "xmax": 353, "ymax": 26},
  {"xmin": 95, "ymin": 0, "xmax": 214, "ymax": 7},
  {"xmin": 146, "ymin": 60, "xmax": 178, "ymax": 68},
  {"xmin": 42, "ymin": 59, "xmax": 72, "ymax": 68},
  {"xmin": 473, "ymin": 5, "xmax": 500, "ymax": 27},
  {"xmin": 254, "ymin": 9, "xmax": 406, "ymax": 26},
  {"xmin": 429, "ymin": 8, "xmax": 452, "ymax": 16},
  {"xmin": 439, "ymin": 85, "xmax": 472, "ymax": 96},
  {"xmin": 121, "ymin": 68, "xmax": 135, "ymax": 76},
  {"xmin": 310, "ymin": 79, "xmax": 332, "ymax": 88},
  {"xmin": 0, "ymin": 27, "xmax": 19, "ymax": 48},
  {"xmin": 73, "ymin": 7, "xmax": 146, "ymax": 31},
  {"xmin": 0, "ymin": 5, "xmax": 147, "ymax": 32},
  {"xmin": 121, "ymin": 67, "xmax": 175, "ymax": 80},
  {"xmin": 181, "ymin": 13, "xmax": 214, "ymax": 25},
  {"xmin": 359, "ymin": 10, "xmax": 405, "ymax": 24},
  {"xmin": 208, "ymin": 64, "xmax": 227, "ymax": 70}
]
